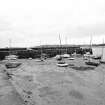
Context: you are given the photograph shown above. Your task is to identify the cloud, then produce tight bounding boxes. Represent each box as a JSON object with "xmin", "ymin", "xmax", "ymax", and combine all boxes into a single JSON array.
[
  {"xmin": 0, "ymin": 17, "xmax": 12, "ymax": 32},
  {"xmin": 0, "ymin": 0, "xmax": 105, "ymax": 47},
  {"xmin": 65, "ymin": 22, "xmax": 105, "ymax": 38}
]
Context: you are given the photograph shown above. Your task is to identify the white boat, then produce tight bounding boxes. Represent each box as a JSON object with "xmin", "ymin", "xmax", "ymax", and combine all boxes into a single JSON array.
[
  {"xmin": 56, "ymin": 34, "xmax": 68, "ymax": 67},
  {"xmin": 85, "ymin": 35, "xmax": 100, "ymax": 66},
  {"xmin": 57, "ymin": 61, "xmax": 69, "ymax": 67},
  {"xmin": 68, "ymin": 57, "xmax": 75, "ymax": 60},
  {"xmin": 62, "ymin": 54, "xmax": 70, "ymax": 58},
  {"xmin": 55, "ymin": 34, "xmax": 63, "ymax": 61},
  {"xmin": 28, "ymin": 57, "xmax": 32, "ymax": 60},
  {"xmin": 62, "ymin": 36, "xmax": 70, "ymax": 58}
]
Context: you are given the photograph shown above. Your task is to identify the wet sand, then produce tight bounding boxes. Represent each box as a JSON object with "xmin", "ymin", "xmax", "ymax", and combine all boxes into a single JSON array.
[
  {"xmin": 0, "ymin": 57, "xmax": 105, "ymax": 105},
  {"xmin": 0, "ymin": 65, "xmax": 25, "ymax": 105}
]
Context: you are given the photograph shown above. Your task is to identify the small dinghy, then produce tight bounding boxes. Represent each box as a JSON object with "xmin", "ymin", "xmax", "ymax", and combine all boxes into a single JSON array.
[
  {"xmin": 92, "ymin": 56, "xmax": 101, "ymax": 60},
  {"xmin": 35, "ymin": 59, "xmax": 44, "ymax": 62},
  {"xmin": 28, "ymin": 57, "xmax": 32, "ymax": 60},
  {"xmin": 62, "ymin": 54, "xmax": 70, "ymax": 58},
  {"xmin": 5, "ymin": 62, "xmax": 21, "ymax": 69},
  {"xmin": 85, "ymin": 61, "xmax": 100, "ymax": 66},
  {"xmin": 57, "ymin": 61, "xmax": 69, "ymax": 67},
  {"xmin": 68, "ymin": 57, "xmax": 75, "ymax": 60},
  {"xmin": 100, "ymin": 60, "xmax": 105, "ymax": 64}
]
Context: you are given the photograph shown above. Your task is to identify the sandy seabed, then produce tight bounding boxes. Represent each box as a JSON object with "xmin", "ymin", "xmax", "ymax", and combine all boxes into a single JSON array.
[{"xmin": 0, "ymin": 57, "xmax": 105, "ymax": 105}]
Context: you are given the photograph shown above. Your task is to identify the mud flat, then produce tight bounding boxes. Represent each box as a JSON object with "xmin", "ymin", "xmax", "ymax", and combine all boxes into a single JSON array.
[
  {"xmin": 0, "ymin": 64, "xmax": 25, "ymax": 105},
  {"xmin": 1, "ymin": 57, "xmax": 105, "ymax": 105}
]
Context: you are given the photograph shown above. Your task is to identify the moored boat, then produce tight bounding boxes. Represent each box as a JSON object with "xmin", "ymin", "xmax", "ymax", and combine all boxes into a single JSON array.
[
  {"xmin": 57, "ymin": 61, "xmax": 69, "ymax": 67},
  {"xmin": 5, "ymin": 62, "xmax": 21, "ymax": 69},
  {"xmin": 56, "ymin": 34, "xmax": 68, "ymax": 67},
  {"xmin": 62, "ymin": 54, "xmax": 70, "ymax": 58},
  {"xmin": 85, "ymin": 61, "xmax": 100, "ymax": 66},
  {"xmin": 35, "ymin": 59, "xmax": 44, "ymax": 62},
  {"xmin": 100, "ymin": 60, "xmax": 105, "ymax": 64},
  {"xmin": 68, "ymin": 57, "xmax": 75, "ymax": 60}
]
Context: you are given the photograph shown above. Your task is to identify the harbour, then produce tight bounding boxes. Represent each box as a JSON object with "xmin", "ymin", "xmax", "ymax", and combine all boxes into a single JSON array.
[{"xmin": 0, "ymin": 52, "xmax": 105, "ymax": 105}]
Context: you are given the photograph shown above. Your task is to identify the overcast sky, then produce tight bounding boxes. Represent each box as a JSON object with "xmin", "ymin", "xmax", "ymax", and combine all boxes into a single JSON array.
[{"xmin": 0, "ymin": 0, "xmax": 105, "ymax": 47}]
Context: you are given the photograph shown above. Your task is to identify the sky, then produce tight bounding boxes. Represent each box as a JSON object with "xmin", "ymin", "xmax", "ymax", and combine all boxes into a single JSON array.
[{"xmin": 0, "ymin": 0, "xmax": 105, "ymax": 47}]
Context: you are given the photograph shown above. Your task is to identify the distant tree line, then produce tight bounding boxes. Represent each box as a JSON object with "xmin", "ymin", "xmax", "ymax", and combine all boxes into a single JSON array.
[{"xmin": 0, "ymin": 47, "xmax": 92, "ymax": 60}]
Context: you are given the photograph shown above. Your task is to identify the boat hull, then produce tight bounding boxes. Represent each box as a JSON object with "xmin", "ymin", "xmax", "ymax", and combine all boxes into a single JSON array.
[
  {"xmin": 85, "ymin": 61, "xmax": 100, "ymax": 66},
  {"xmin": 57, "ymin": 62, "xmax": 69, "ymax": 67},
  {"xmin": 5, "ymin": 62, "xmax": 21, "ymax": 69},
  {"xmin": 68, "ymin": 58, "xmax": 75, "ymax": 60},
  {"xmin": 100, "ymin": 60, "xmax": 105, "ymax": 64}
]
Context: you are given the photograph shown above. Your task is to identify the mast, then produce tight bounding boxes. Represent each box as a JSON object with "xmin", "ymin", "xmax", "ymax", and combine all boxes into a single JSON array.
[
  {"xmin": 65, "ymin": 36, "xmax": 68, "ymax": 54},
  {"xmin": 101, "ymin": 38, "xmax": 104, "ymax": 60},
  {"xmin": 59, "ymin": 34, "xmax": 62, "ymax": 55},
  {"xmin": 9, "ymin": 39, "xmax": 12, "ymax": 55},
  {"xmin": 90, "ymin": 35, "xmax": 92, "ymax": 54},
  {"xmin": 40, "ymin": 41, "xmax": 43, "ymax": 59},
  {"xmin": 59, "ymin": 34, "xmax": 62, "ymax": 47},
  {"xmin": 89, "ymin": 35, "xmax": 92, "ymax": 62},
  {"xmin": 9, "ymin": 39, "xmax": 12, "ymax": 48}
]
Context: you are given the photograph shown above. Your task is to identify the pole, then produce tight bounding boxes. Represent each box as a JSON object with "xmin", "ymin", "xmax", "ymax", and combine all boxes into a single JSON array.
[
  {"xmin": 89, "ymin": 35, "xmax": 92, "ymax": 61},
  {"xmin": 9, "ymin": 39, "xmax": 12, "ymax": 55},
  {"xmin": 59, "ymin": 34, "xmax": 62, "ymax": 55},
  {"xmin": 101, "ymin": 38, "xmax": 104, "ymax": 59},
  {"xmin": 90, "ymin": 35, "xmax": 92, "ymax": 51},
  {"xmin": 65, "ymin": 36, "xmax": 68, "ymax": 53}
]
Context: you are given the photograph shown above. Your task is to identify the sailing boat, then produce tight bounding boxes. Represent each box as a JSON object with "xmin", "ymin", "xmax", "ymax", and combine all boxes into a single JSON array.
[
  {"xmin": 85, "ymin": 35, "xmax": 100, "ymax": 66},
  {"xmin": 62, "ymin": 36, "xmax": 70, "ymax": 58},
  {"xmin": 57, "ymin": 34, "xmax": 69, "ymax": 67},
  {"xmin": 5, "ymin": 39, "xmax": 21, "ymax": 69},
  {"xmin": 100, "ymin": 39, "xmax": 105, "ymax": 64},
  {"xmin": 83, "ymin": 35, "xmax": 93, "ymax": 59},
  {"xmin": 67, "ymin": 37, "xmax": 75, "ymax": 60},
  {"xmin": 92, "ymin": 39, "xmax": 102, "ymax": 60},
  {"xmin": 55, "ymin": 34, "xmax": 62, "ymax": 60}
]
